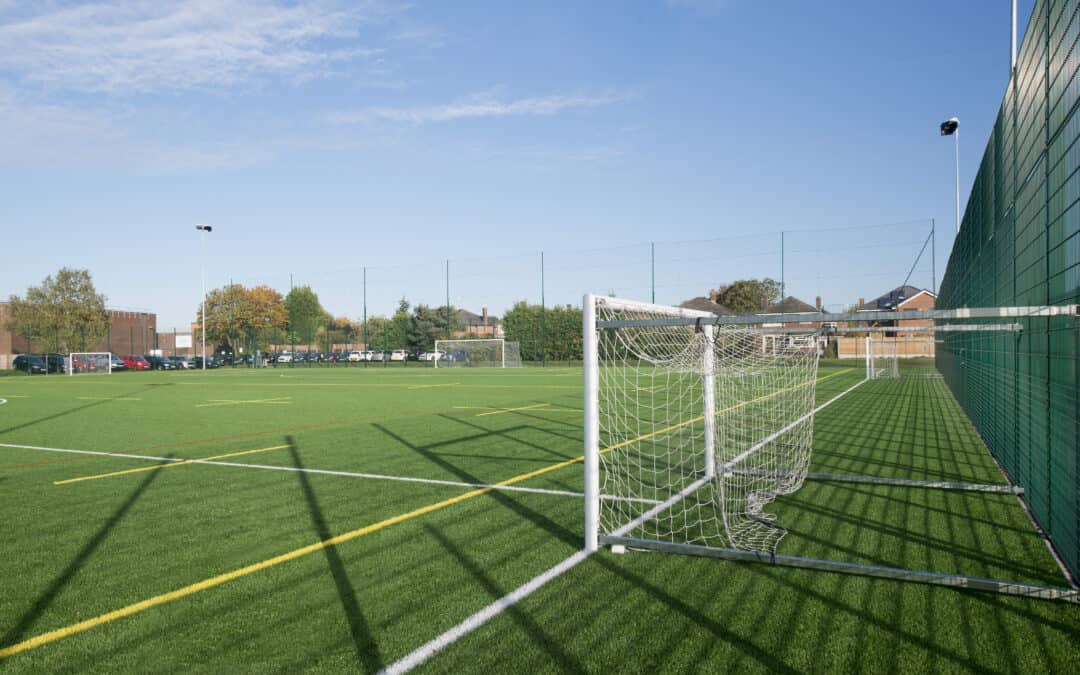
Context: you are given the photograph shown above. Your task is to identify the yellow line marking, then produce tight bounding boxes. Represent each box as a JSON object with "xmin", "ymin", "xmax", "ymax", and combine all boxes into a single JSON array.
[
  {"xmin": 0, "ymin": 445, "xmax": 590, "ymax": 660},
  {"xmin": 0, "ymin": 367, "xmax": 856, "ymax": 659},
  {"xmin": 53, "ymin": 445, "xmax": 291, "ymax": 486},
  {"xmin": 475, "ymin": 403, "xmax": 551, "ymax": 417},
  {"xmin": 195, "ymin": 397, "xmax": 292, "ymax": 408},
  {"xmin": 75, "ymin": 397, "xmax": 141, "ymax": 401}
]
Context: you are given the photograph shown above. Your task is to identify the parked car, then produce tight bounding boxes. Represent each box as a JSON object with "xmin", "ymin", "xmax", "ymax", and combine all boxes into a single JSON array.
[
  {"xmin": 390, "ymin": 349, "xmax": 408, "ymax": 362},
  {"xmin": 110, "ymin": 353, "xmax": 127, "ymax": 371},
  {"xmin": 189, "ymin": 356, "xmax": 220, "ymax": 369},
  {"xmin": 12, "ymin": 354, "xmax": 47, "ymax": 374},
  {"xmin": 121, "ymin": 355, "xmax": 153, "ymax": 371},
  {"xmin": 278, "ymin": 352, "xmax": 293, "ymax": 363},
  {"xmin": 43, "ymin": 353, "xmax": 67, "ymax": 373},
  {"xmin": 348, "ymin": 350, "xmax": 363, "ymax": 362},
  {"xmin": 146, "ymin": 355, "xmax": 177, "ymax": 370},
  {"xmin": 174, "ymin": 356, "xmax": 195, "ymax": 369}
]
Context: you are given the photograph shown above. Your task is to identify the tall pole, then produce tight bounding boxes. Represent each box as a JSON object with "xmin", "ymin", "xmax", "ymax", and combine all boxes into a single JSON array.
[
  {"xmin": 196, "ymin": 224, "xmax": 212, "ymax": 370},
  {"xmin": 1011, "ymin": 0, "xmax": 1018, "ymax": 74},
  {"xmin": 650, "ymin": 242, "xmax": 655, "ymax": 303},
  {"xmin": 931, "ymin": 219, "xmax": 937, "ymax": 296},
  {"xmin": 954, "ymin": 127, "xmax": 961, "ymax": 234},
  {"xmin": 540, "ymin": 251, "xmax": 546, "ymax": 368},
  {"xmin": 780, "ymin": 231, "xmax": 785, "ymax": 317},
  {"xmin": 445, "ymin": 260, "xmax": 451, "ymax": 341},
  {"xmin": 362, "ymin": 266, "xmax": 367, "ymax": 351}
]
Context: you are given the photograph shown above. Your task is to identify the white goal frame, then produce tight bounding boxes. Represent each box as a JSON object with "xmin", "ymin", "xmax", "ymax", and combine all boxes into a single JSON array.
[
  {"xmin": 433, "ymin": 338, "xmax": 521, "ymax": 368},
  {"xmin": 68, "ymin": 352, "xmax": 113, "ymax": 375}
]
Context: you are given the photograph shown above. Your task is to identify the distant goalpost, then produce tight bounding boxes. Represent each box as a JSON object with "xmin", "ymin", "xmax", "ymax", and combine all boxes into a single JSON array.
[
  {"xmin": 68, "ymin": 352, "xmax": 112, "ymax": 375},
  {"xmin": 434, "ymin": 339, "xmax": 522, "ymax": 368},
  {"xmin": 583, "ymin": 294, "xmax": 1080, "ymax": 602}
]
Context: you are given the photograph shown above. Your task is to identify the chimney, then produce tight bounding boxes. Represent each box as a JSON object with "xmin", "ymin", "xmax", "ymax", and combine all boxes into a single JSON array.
[
  {"xmin": 815, "ymin": 296, "xmax": 822, "ymax": 310},
  {"xmin": 482, "ymin": 306, "xmax": 488, "ymax": 326}
]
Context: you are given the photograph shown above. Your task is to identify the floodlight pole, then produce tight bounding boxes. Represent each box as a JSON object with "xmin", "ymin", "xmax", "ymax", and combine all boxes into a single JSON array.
[
  {"xmin": 940, "ymin": 118, "xmax": 961, "ymax": 234},
  {"xmin": 953, "ymin": 127, "xmax": 960, "ymax": 234},
  {"xmin": 196, "ymin": 224, "xmax": 213, "ymax": 370}
]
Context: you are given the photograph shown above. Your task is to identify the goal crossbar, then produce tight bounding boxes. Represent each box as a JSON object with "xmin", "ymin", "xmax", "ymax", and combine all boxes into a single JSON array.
[{"xmin": 598, "ymin": 305, "xmax": 1079, "ymax": 329}]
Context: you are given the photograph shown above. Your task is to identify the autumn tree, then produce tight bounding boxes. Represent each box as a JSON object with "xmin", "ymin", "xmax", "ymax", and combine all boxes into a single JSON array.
[
  {"xmin": 6, "ymin": 268, "xmax": 108, "ymax": 352},
  {"xmin": 197, "ymin": 284, "xmax": 286, "ymax": 351}
]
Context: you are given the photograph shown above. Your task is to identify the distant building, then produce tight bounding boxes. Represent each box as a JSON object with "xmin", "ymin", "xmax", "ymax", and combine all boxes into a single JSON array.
[
  {"xmin": 758, "ymin": 296, "xmax": 823, "ymax": 329},
  {"xmin": 678, "ymin": 297, "xmax": 733, "ymax": 315},
  {"xmin": 454, "ymin": 306, "xmax": 502, "ymax": 338},
  {"xmin": 856, "ymin": 285, "xmax": 936, "ymax": 336}
]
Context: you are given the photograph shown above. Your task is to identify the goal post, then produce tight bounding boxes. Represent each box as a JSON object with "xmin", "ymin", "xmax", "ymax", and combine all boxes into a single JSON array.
[
  {"xmin": 584, "ymin": 294, "xmax": 821, "ymax": 556},
  {"xmin": 433, "ymin": 339, "xmax": 522, "ymax": 368},
  {"xmin": 68, "ymin": 352, "xmax": 113, "ymax": 375}
]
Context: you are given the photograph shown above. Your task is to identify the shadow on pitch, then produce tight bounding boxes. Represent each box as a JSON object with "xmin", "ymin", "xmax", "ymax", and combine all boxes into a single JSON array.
[
  {"xmin": 286, "ymin": 435, "xmax": 383, "ymax": 673},
  {"xmin": 424, "ymin": 523, "xmax": 583, "ymax": 671},
  {"xmin": 0, "ymin": 384, "xmax": 163, "ymax": 437},
  {"xmin": 0, "ymin": 453, "xmax": 172, "ymax": 650},
  {"xmin": 371, "ymin": 424, "xmax": 578, "ymax": 547}
]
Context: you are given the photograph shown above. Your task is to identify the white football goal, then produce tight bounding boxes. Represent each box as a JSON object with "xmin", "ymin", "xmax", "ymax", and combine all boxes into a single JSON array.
[
  {"xmin": 69, "ymin": 352, "xmax": 113, "ymax": 375},
  {"xmin": 866, "ymin": 336, "xmax": 899, "ymax": 379},
  {"xmin": 583, "ymin": 294, "xmax": 820, "ymax": 556},
  {"xmin": 434, "ymin": 339, "xmax": 522, "ymax": 368}
]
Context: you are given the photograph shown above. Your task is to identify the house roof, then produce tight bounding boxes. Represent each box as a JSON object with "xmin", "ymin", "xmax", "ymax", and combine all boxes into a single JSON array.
[
  {"xmin": 760, "ymin": 296, "xmax": 820, "ymax": 315},
  {"xmin": 455, "ymin": 308, "xmax": 500, "ymax": 325},
  {"xmin": 678, "ymin": 297, "xmax": 733, "ymax": 315},
  {"xmin": 857, "ymin": 285, "xmax": 936, "ymax": 311}
]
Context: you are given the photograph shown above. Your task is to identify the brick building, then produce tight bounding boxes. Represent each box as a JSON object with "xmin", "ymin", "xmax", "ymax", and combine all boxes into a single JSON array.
[{"xmin": 0, "ymin": 302, "xmax": 157, "ymax": 368}]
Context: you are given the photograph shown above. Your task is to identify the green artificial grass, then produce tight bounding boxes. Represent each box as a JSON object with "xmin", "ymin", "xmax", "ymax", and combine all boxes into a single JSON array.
[{"xmin": 0, "ymin": 364, "xmax": 1076, "ymax": 672}]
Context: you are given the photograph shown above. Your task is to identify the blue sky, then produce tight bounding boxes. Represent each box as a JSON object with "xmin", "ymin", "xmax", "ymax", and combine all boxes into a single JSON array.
[{"xmin": 0, "ymin": 1, "xmax": 1032, "ymax": 329}]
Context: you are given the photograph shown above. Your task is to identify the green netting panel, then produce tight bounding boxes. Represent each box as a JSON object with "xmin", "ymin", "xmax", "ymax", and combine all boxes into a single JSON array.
[{"xmin": 938, "ymin": 0, "xmax": 1080, "ymax": 579}]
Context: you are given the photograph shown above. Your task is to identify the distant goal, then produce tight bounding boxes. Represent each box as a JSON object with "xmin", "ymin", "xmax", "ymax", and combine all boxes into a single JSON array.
[
  {"xmin": 69, "ymin": 352, "xmax": 113, "ymax": 375},
  {"xmin": 434, "ymin": 339, "xmax": 522, "ymax": 368}
]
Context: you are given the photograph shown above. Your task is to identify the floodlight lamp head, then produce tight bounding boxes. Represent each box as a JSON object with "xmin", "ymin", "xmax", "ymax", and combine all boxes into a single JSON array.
[
  {"xmin": 940, "ymin": 118, "xmax": 959, "ymax": 136},
  {"xmin": 195, "ymin": 224, "xmax": 212, "ymax": 232}
]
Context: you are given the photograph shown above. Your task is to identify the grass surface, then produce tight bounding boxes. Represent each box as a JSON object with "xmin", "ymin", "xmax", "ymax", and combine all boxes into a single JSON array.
[{"xmin": 0, "ymin": 363, "xmax": 1077, "ymax": 672}]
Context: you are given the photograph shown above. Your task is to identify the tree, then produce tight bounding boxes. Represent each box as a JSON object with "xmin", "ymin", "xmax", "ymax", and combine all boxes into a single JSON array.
[
  {"xmin": 407, "ymin": 304, "xmax": 454, "ymax": 352},
  {"xmin": 502, "ymin": 301, "xmax": 583, "ymax": 362},
  {"xmin": 710, "ymin": 278, "xmax": 783, "ymax": 314},
  {"xmin": 197, "ymin": 284, "xmax": 286, "ymax": 352},
  {"xmin": 284, "ymin": 286, "xmax": 325, "ymax": 346},
  {"xmin": 6, "ymin": 268, "xmax": 108, "ymax": 353}
]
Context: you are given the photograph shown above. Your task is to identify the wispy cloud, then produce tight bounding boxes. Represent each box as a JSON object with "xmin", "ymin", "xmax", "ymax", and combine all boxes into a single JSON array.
[
  {"xmin": 325, "ymin": 91, "xmax": 629, "ymax": 125},
  {"xmin": 0, "ymin": 1, "xmax": 393, "ymax": 95}
]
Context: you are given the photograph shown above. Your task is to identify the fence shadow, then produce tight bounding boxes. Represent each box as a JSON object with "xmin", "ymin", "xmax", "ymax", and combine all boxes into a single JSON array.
[
  {"xmin": 285, "ymin": 435, "xmax": 383, "ymax": 672},
  {"xmin": 424, "ymin": 523, "xmax": 583, "ymax": 671},
  {"xmin": 0, "ymin": 454, "xmax": 171, "ymax": 649}
]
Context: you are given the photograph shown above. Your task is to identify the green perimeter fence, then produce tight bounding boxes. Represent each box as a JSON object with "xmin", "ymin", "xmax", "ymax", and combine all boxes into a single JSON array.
[{"xmin": 937, "ymin": 0, "xmax": 1080, "ymax": 580}]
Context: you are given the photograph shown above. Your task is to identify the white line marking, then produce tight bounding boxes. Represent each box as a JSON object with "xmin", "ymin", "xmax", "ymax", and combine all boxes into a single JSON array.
[
  {"xmin": 0, "ymin": 442, "xmax": 588, "ymax": 499},
  {"xmin": 0, "ymin": 399, "xmax": 6, "ymax": 406},
  {"xmin": 382, "ymin": 371, "xmax": 871, "ymax": 674}
]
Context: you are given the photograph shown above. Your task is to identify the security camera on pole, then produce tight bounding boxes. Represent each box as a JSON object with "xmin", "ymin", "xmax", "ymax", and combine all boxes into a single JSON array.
[
  {"xmin": 195, "ymin": 224, "xmax": 213, "ymax": 370},
  {"xmin": 939, "ymin": 117, "xmax": 960, "ymax": 234}
]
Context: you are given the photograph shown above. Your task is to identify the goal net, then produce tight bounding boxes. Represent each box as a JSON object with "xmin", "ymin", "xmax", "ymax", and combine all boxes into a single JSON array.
[
  {"xmin": 434, "ymin": 339, "xmax": 522, "ymax": 368},
  {"xmin": 584, "ymin": 295, "xmax": 820, "ymax": 556},
  {"xmin": 69, "ymin": 352, "xmax": 113, "ymax": 375},
  {"xmin": 867, "ymin": 336, "xmax": 899, "ymax": 379}
]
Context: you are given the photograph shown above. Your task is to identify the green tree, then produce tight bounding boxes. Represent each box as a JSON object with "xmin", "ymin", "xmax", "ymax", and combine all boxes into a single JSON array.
[
  {"xmin": 502, "ymin": 301, "xmax": 583, "ymax": 363},
  {"xmin": 284, "ymin": 286, "xmax": 325, "ymax": 346},
  {"xmin": 6, "ymin": 268, "xmax": 108, "ymax": 352},
  {"xmin": 407, "ymin": 304, "xmax": 453, "ymax": 352},
  {"xmin": 710, "ymin": 278, "xmax": 782, "ymax": 313}
]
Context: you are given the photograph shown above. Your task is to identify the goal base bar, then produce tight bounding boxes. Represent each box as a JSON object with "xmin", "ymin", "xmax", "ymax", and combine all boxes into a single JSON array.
[
  {"xmin": 601, "ymin": 536, "xmax": 1080, "ymax": 603},
  {"xmin": 804, "ymin": 472, "xmax": 1024, "ymax": 494}
]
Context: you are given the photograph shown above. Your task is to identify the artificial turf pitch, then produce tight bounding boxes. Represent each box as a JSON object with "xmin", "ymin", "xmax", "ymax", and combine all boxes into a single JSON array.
[{"xmin": 0, "ymin": 364, "xmax": 1077, "ymax": 672}]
